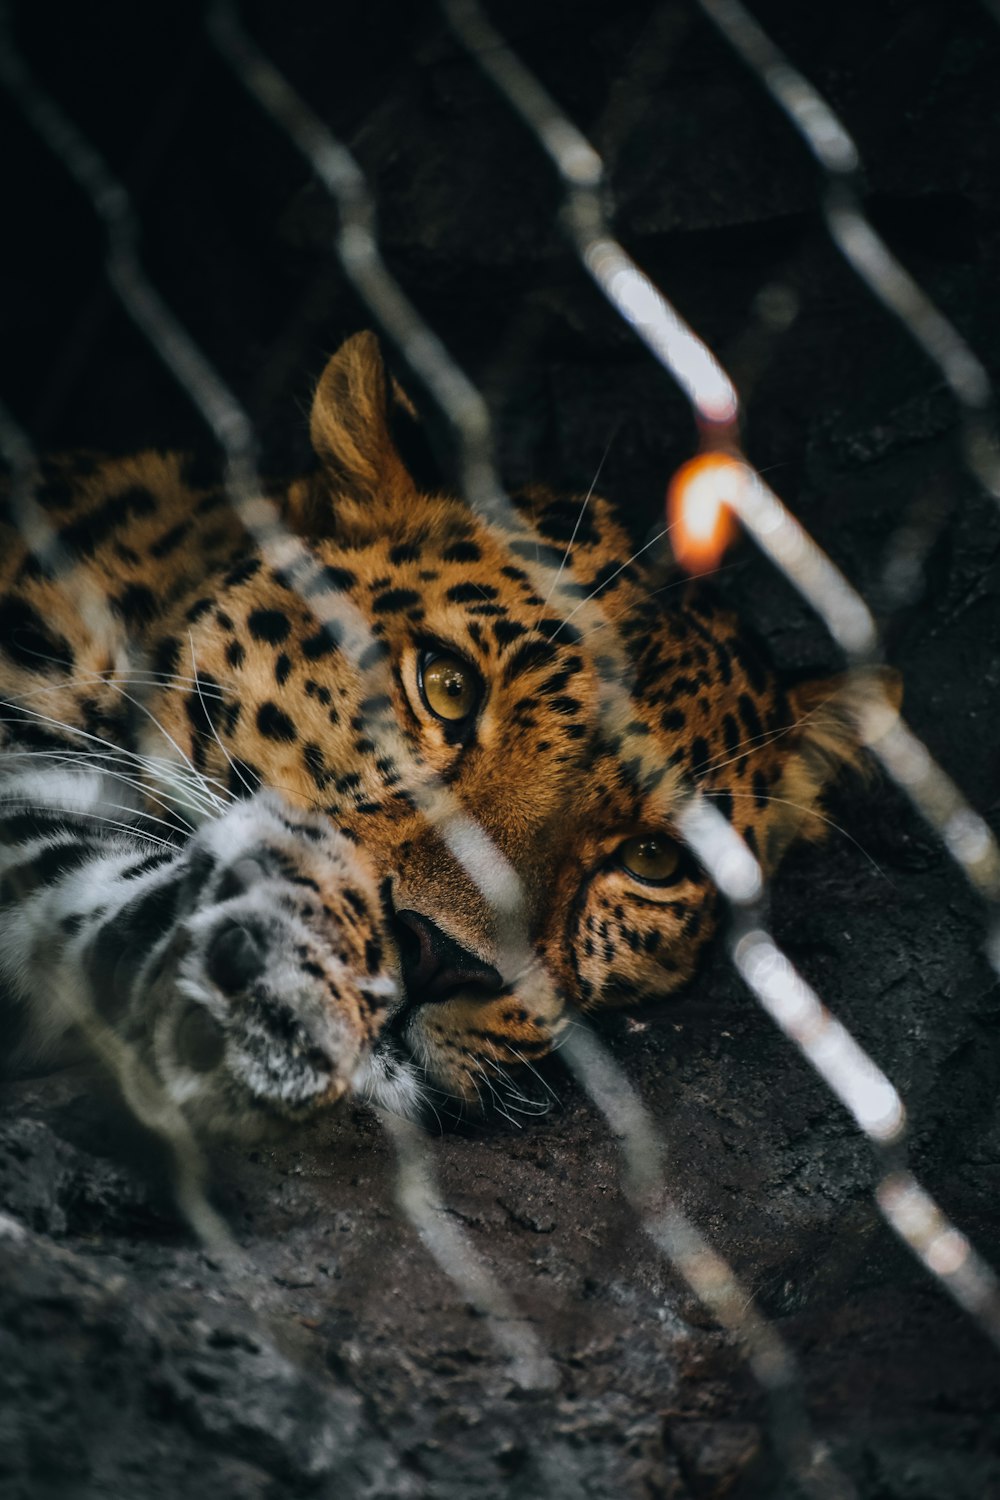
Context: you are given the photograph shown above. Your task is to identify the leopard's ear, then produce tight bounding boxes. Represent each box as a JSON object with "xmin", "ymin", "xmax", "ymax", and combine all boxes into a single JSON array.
[
  {"xmin": 762, "ymin": 666, "xmax": 902, "ymax": 871},
  {"xmin": 289, "ymin": 332, "xmax": 417, "ymax": 538}
]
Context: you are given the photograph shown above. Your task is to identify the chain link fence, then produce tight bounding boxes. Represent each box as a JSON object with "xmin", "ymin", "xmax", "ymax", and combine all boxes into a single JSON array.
[{"xmin": 2, "ymin": 3, "xmax": 999, "ymax": 1496}]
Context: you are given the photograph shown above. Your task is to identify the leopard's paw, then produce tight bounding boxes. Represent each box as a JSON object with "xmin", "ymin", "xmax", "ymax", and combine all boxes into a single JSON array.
[{"xmin": 143, "ymin": 792, "xmax": 399, "ymax": 1135}]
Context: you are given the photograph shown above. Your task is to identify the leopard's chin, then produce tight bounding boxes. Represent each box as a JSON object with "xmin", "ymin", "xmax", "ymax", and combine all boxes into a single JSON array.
[{"xmin": 352, "ymin": 1040, "xmax": 426, "ymax": 1121}]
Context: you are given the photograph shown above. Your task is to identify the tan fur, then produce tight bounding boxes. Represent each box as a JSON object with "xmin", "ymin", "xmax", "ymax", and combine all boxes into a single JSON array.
[{"xmin": 0, "ymin": 332, "xmax": 873, "ymax": 1111}]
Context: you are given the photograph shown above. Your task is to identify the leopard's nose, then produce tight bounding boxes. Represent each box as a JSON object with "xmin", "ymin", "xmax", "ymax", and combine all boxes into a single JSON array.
[{"xmin": 393, "ymin": 910, "xmax": 503, "ymax": 1004}]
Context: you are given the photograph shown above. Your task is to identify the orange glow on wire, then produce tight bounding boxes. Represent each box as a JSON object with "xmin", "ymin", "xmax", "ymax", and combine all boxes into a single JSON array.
[{"xmin": 668, "ymin": 452, "xmax": 744, "ymax": 574}]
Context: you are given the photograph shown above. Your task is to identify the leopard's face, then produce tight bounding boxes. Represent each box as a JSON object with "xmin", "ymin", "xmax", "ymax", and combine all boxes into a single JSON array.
[
  {"xmin": 143, "ymin": 334, "xmax": 860, "ymax": 1120},
  {"xmin": 160, "ymin": 483, "xmax": 609, "ymax": 1112},
  {"xmin": 389, "ymin": 588, "xmax": 844, "ymax": 1111}
]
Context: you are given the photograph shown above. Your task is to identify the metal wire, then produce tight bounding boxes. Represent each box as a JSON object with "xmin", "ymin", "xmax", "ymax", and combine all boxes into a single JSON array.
[
  {"xmin": 442, "ymin": 0, "xmax": 1000, "ymax": 1355},
  {"xmin": 0, "ymin": 1, "xmax": 569, "ymax": 1386},
  {"xmin": 442, "ymin": 0, "xmax": 995, "ymax": 1043},
  {"xmin": 562, "ymin": 1024, "xmax": 852, "ymax": 1499},
  {"xmin": 691, "ymin": 0, "xmax": 1000, "ymax": 934},
  {"xmin": 207, "ymin": 6, "xmax": 847, "ymax": 1482},
  {"xmin": 0, "ymin": 398, "xmax": 234, "ymax": 1255},
  {"xmin": 381, "ymin": 1110, "xmax": 558, "ymax": 1391},
  {"xmin": 695, "ymin": 0, "xmax": 1000, "ymax": 508},
  {"xmin": 0, "ymin": 3, "xmax": 541, "ymax": 967},
  {"xmin": 1, "ymin": 0, "xmax": 848, "ymax": 1474},
  {"xmin": 0, "ymin": 398, "xmax": 122, "ymax": 658},
  {"xmin": 3, "ymin": 1, "xmax": 999, "ymax": 1487},
  {"xmin": 208, "ymin": 0, "xmax": 514, "ymax": 543}
]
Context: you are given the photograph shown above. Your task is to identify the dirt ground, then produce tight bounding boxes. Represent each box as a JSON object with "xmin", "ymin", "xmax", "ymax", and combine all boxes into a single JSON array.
[{"xmin": 2, "ymin": 1, "xmax": 1000, "ymax": 1496}]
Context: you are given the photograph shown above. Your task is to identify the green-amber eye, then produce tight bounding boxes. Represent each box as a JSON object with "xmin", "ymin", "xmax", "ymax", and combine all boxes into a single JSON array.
[
  {"xmin": 618, "ymin": 834, "xmax": 682, "ymax": 885},
  {"xmin": 419, "ymin": 651, "xmax": 481, "ymax": 723}
]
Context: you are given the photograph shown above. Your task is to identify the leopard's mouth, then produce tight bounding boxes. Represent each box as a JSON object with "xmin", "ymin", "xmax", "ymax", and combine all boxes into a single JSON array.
[{"xmin": 365, "ymin": 996, "xmax": 563, "ymax": 1131}]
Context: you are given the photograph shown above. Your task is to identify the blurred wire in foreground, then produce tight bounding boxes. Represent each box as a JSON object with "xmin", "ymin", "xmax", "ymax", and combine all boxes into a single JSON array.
[
  {"xmin": 695, "ymin": 0, "xmax": 1000, "ymax": 516},
  {"xmin": 443, "ymin": 0, "xmax": 1000, "ymax": 1355},
  {"xmin": 209, "ymin": 6, "xmax": 848, "ymax": 1480},
  {"xmin": 0, "ymin": 391, "xmax": 230, "ymax": 1255},
  {"xmin": 381, "ymin": 1111, "xmax": 558, "ymax": 1391},
  {"xmin": 3, "ymin": 5, "xmax": 998, "ymax": 1492},
  {"xmin": 0, "ymin": 11, "xmax": 570, "ymax": 1393},
  {"xmin": 0, "ymin": 399, "xmax": 119, "ymax": 651},
  {"xmin": 562, "ymin": 1024, "xmax": 854, "ymax": 1500}
]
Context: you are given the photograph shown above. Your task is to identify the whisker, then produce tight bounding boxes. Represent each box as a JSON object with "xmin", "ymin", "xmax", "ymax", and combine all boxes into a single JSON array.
[
  {"xmin": 694, "ymin": 723, "xmax": 800, "ymax": 780},
  {"xmin": 119, "ymin": 685, "xmax": 231, "ymax": 815},
  {"xmin": 0, "ymin": 799, "xmax": 177, "ymax": 852},
  {"xmin": 547, "ymin": 522, "xmax": 674, "ymax": 642},
  {"xmin": 188, "ymin": 632, "xmax": 256, "ymax": 801},
  {"xmin": 465, "ymin": 1067, "xmax": 489, "ymax": 1119},
  {"xmin": 495, "ymin": 1077, "xmax": 551, "ymax": 1116},
  {"xmin": 479, "ymin": 1070, "xmax": 523, "ymax": 1128},
  {"xmin": 538, "ymin": 429, "xmax": 617, "ymax": 615},
  {"xmin": 0, "ymin": 706, "xmax": 220, "ymax": 826},
  {"xmin": 61, "ymin": 801, "xmax": 184, "ymax": 847},
  {"xmin": 702, "ymin": 789, "xmax": 889, "ymax": 879},
  {"xmin": 418, "ymin": 1079, "xmax": 476, "ymax": 1116},
  {"xmin": 576, "ymin": 562, "xmax": 742, "ymax": 641},
  {"xmin": 4, "ymin": 657, "xmax": 227, "ymax": 703},
  {"xmin": 37, "ymin": 665, "xmax": 237, "ymax": 818},
  {"xmin": 477, "ymin": 1041, "xmax": 548, "ymax": 1119},
  {"xmin": 2, "ymin": 747, "xmax": 203, "ymax": 835},
  {"xmin": 504, "ymin": 1043, "xmax": 561, "ymax": 1105},
  {"xmin": 695, "ymin": 689, "xmax": 865, "ymax": 782}
]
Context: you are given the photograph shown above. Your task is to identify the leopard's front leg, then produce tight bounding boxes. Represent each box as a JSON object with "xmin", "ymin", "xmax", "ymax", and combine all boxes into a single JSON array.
[{"xmin": 1, "ymin": 768, "xmax": 401, "ymax": 1136}]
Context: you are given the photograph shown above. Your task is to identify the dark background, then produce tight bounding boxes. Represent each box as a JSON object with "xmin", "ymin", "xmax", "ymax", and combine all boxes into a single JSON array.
[{"xmin": 2, "ymin": 2, "xmax": 1000, "ymax": 1496}]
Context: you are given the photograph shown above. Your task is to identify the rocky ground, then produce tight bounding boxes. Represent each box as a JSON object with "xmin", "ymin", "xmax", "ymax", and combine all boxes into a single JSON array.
[{"xmin": 2, "ymin": 1, "xmax": 1000, "ymax": 1495}]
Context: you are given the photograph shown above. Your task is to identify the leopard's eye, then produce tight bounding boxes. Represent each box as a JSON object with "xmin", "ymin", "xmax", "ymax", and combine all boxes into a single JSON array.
[
  {"xmin": 617, "ymin": 834, "xmax": 682, "ymax": 885},
  {"xmin": 418, "ymin": 650, "xmax": 482, "ymax": 723}
]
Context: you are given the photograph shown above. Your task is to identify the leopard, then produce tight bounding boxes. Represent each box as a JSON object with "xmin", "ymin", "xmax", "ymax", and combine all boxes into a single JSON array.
[{"xmin": 0, "ymin": 330, "xmax": 867, "ymax": 1137}]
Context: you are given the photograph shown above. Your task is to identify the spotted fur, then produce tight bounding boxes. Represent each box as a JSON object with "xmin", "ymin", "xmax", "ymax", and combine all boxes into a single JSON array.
[{"xmin": 0, "ymin": 332, "xmax": 867, "ymax": 1130}]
